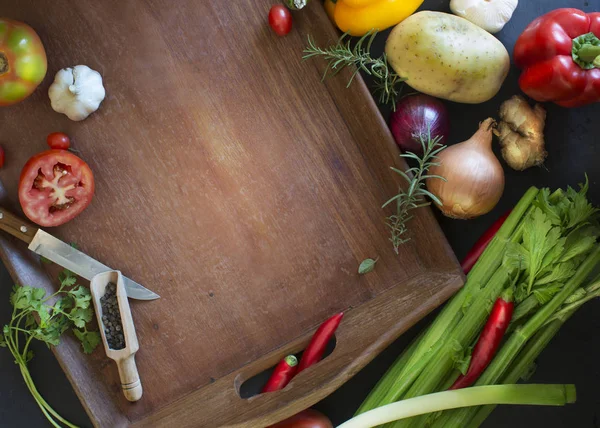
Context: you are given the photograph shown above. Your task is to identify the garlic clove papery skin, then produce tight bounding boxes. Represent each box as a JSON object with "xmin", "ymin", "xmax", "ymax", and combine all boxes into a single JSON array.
[
  {"xmin": 49, "ymin": 65, "xmax": 106, "ymax": 121},
  {"xmin": 450, "ymin": 0, "xmax": 518, "ymax": 34}
]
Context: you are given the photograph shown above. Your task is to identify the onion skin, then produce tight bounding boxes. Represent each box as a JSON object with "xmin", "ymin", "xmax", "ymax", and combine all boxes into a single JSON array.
[
  {"xmin": 389, "ymin": 94, "xmax": 450, "ymax": 154},
  {"xmin": 426, "ymin": 118, "xmax": 504, "ymax": 219}
]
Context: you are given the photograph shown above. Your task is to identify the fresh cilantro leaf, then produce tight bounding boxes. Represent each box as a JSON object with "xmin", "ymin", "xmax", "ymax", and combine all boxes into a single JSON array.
[
  {"xmin": 25, "ymin": 350, "xmax": 34, "ymax": 363},
  {"xmin": 31, "ymin": 288, "xmax": 46, "ymax": 302},
  {"xmin": 32, "ymin": 301, "xmax": 52, "ymax": 329},
  {"xmin": 69, "ymin": 286, "xmax": 92, "ymax": 310},
  {"xmin": 73, "ymin": 329, "xmax": 101, "ymax": 354},
  {"xmin": 68, "ymin": 307, "xmax": 93, "ymax": 328},
  {"xmin": 10, "ymin": 286, "xmax": 34, "ymax": 309},
  {"xmin": 0, "ymin": 334, "xmax": 6, "ymax": 348},
  {"xmin": 33, "ymin": 328, "xmax": 61, "ymax": 346},
  {"xmin": 54, "ymin": 296, "xmax": 74, "ymax": 313},
  {"xmin": 532, "ymin": 282, "xmax": 563, "ymax": 305},
  {"xmin": 40, "ymin": 256, "xmax": 52, "ymax": 265},
  {"xmin": 58, "ymin": 269, "xmax": 77, "ymax": 288},
  {"xmin": 61, "ymin": 276, "xmax": 77, "ymax": 288},
  {"xmin": 34, "ymin": 317, "xmax": 70, "ymax": 346},
  {"xmin": 24, "ymin": 313, "xmax": 37, "ymax": 329}
]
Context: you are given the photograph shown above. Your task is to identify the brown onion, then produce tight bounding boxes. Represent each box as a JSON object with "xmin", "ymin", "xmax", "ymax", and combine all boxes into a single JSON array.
[{"xmin": 426, "ymin": 118, "xmax": 504, "ymax": 219}]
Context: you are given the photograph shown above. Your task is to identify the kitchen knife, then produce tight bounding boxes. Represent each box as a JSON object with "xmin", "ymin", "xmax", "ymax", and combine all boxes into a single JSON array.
[{"xmin": 0, "ymin": 207, "xmax": 160, "ymax": 300}]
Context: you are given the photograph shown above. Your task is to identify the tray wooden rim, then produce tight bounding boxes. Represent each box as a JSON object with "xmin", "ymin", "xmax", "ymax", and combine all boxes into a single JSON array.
[{"xmin": 0, "ymin": 2, "xmax": 464, "ymax": 427}]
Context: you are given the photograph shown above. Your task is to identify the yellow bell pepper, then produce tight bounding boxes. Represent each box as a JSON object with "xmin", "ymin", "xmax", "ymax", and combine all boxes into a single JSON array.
[
  {"xmin": 326, "ymin": 0, "xmax": 424, "ymax": 36},
  {"xmin": 324, "ymin": 0, "xmax": 337, "ymax": 22}
]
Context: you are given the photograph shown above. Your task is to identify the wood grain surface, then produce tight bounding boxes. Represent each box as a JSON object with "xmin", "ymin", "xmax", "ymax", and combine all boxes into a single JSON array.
[{"xmin": 0, "ymin": 1, "xmax": 463, "ymax": 427}]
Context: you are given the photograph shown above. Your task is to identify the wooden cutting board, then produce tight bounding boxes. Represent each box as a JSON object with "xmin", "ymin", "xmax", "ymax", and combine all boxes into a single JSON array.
[{"xmin": 0, "ymin": 1, "xmax": 463, "ymax": 427}]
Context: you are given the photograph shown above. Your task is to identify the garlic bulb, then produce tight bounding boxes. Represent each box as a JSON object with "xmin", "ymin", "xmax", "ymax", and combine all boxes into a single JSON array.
[
  {"xmin": 450, "ymin": 0, "xmax": 518, "ymax": 34},
  {"xmin": 48, "ymin": 65, "xmax": 105, "ymax": 121}
]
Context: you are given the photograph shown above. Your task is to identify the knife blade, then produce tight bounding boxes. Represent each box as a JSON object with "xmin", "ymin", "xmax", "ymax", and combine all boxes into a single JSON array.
[{"xmin": 0, "ymin": 208, "xmax": 159, "ymax": 300}]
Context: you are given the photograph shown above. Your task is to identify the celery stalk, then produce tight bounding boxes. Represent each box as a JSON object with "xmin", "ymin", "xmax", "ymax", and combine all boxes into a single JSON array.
[
  {"xmin": 340, "ymin": 384, "xmax": 575, "ymax": 428},
  {"xmin": 439, "ymin": 246, "xmax": 600, "ymax": 428},
  {"xmin": 466, "ymin": 280, "xmax": 600, "ymax": 427},
  {"xmin": 355, "ymin": 188, "xmax": 539, "ymax": 416},
  {"xmin": 510, "ymin": 294, "xmax": 539, "ymax": 327},
  {"xmin": 465, "ymin": 318, "xmax": 569, "ymax": 428},
  {"xmin": 357, "ymin": 329, "xmax": 425, "ymax": 411},
  {"xmin": 387, "ymin": 267, "xmax": 511, "ymax": 428}
]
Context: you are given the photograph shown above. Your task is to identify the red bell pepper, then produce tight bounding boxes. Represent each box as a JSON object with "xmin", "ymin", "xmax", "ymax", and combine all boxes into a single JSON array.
[{"xmin": 514, "ymin": 8, "xmax": 600, "ymax": 107}]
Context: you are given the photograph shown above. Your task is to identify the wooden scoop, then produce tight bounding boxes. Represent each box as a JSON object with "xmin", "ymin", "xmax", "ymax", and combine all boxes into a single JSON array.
[{"xmin": 90, "ymin": 270, "xmax": 143, "ymax": 402}]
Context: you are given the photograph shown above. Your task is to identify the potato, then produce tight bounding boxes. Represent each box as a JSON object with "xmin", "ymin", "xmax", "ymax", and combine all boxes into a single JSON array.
[{"xmin": 385, "ymin": 11, "xmax": 510, "ymax": 104}]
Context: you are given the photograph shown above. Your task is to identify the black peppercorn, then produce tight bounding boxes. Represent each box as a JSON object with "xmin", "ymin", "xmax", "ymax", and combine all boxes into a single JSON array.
[{"xmin": 100, "ymin": 282, "xmax": 126, "ymax": 350}]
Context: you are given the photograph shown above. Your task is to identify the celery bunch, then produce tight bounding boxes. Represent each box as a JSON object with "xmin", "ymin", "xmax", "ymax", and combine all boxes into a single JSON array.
[{"xmin": 357, "ymin": 181, "xmax": 600, "ymax": 427}]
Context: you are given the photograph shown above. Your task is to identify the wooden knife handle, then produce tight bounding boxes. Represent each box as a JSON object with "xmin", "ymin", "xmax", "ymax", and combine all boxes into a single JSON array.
[{"xmin": 0, "ymin": 207, "xmax": 39, "ymax": 244}]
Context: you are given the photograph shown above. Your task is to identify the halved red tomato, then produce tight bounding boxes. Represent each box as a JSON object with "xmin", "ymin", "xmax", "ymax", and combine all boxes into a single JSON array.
[{"xmin": 18, "ymin": 150, "xmax": 94, "ymax": 227}]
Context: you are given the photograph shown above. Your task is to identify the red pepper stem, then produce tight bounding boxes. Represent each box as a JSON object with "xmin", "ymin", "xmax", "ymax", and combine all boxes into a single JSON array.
[
  {"xmin": 578, "ymin": 44, "xmax": 600, "ymax": 64},
  {"xmin": 261, "ymin": 355, "xmax": 299, "ymax": 393},
  {"xmin": 500, "ymin": 286, "xmax": 514, "ymax": 303},
  {"xmin": 572, "ymin": 33, "xmax": 600, "ymax": 69},
  {"xmin": 284, "ymin": 355, "xmax": 298, "ymax": 367}
]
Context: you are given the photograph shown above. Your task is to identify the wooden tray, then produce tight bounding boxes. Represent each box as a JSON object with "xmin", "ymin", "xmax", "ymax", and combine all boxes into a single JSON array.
[{"xmin": 0, "ymin": 1, "xmax": 463, "ymax": 427}]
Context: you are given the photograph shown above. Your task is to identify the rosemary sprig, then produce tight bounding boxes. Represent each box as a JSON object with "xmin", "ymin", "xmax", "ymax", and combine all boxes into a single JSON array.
[
  {"xmin": 383, "ymin": 130, "xmax": 446, "ymax": 253},
  {"xmin": 303, "ymin": 31, "xmax": 405, "ymax": 108}
]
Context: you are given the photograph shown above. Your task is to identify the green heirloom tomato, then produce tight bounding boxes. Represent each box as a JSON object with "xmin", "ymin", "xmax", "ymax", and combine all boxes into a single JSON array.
[{"xmin": 0, "ymin": 18, "xmax": 47, "ymax": 106}]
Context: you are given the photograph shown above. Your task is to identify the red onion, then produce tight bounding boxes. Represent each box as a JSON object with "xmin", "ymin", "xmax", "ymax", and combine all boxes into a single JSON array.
[{"xmin": 389, "ymin": 94, "xmax": 450, "ymax": 154}]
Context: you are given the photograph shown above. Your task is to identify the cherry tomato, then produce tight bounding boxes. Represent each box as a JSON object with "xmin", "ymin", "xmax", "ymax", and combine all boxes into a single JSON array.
[
  {"xmin": 0, "ymin": 18, "xmax": 47, "ymax": 106},
  {"xmin": 269, "ymin": 5, "xmax": 292, "ymax": 36},
  {"xmin": 270, "ymin": 410, "xmax": 332, "ymax": 428},
  {"xmin": 47, "ymin": 132, "xmax": 71, "ymax": 150},
  {"xmin": 19, "ymin": 150, "xmax": 95, "ymax": 227}
]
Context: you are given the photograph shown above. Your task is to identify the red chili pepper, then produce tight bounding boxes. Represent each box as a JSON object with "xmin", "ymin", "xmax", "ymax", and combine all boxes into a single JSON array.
[
  {"xmin": 449, "ymin": 289, "xmax": 514, "ymax": 390},
  {"xmin": 514, "ymin": 9, "xmax": 600, "ymax": 107},
  {"xmin": 461, "ymin": 211, "xmax": 511, "ymax": 274},
  {"xmin": 296, "ymin": 312, "xmax": 344, "ymax": 373},
  {"xmin": 262, "ymin": 355, "xmax": 298, "ymax": 393}
]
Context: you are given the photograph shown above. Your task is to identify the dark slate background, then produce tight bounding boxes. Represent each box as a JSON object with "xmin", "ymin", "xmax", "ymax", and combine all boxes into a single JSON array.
[{"xmin": 1, "ymin": 0, "xmax": 599, "ymax": 426}]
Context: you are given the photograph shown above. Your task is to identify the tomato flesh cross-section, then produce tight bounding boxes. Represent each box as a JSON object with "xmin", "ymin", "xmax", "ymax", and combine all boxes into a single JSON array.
[{"xmin": 19, "ymin": 150, "xmax": 95, "ymax": 227}]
